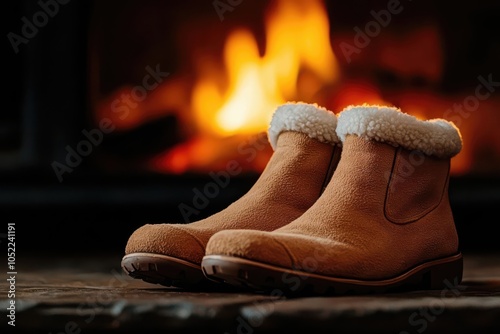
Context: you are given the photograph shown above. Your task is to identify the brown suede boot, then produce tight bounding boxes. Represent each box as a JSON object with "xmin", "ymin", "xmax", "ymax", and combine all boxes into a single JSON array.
[
  {"xmin": 122, "ymin": 102, "xmax": 342, "ymax": 288},
  {"xmin": 202, "ymin": 105, "xmax": 463, "ymax": 294}
]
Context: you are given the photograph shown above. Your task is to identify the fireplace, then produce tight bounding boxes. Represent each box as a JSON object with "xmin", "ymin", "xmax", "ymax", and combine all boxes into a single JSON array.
[
  {"xmin": 3, "ymin": 0, "xmax": 500, "ymax": 254},
  {"xmin": 85, "ymin": 0, "xmax": 500, "ymax": 178}
]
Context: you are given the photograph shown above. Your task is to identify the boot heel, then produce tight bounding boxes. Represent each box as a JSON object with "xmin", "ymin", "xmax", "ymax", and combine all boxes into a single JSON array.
[{"xmin": 425, "ymin": 254, "xmax": 463, "ymax": 290}]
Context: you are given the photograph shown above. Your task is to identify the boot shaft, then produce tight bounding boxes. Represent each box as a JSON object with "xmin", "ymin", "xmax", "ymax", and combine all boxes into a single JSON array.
[
  {"xmin": 331, "ymin": 135, "xmax": 454, "ymax": 225},
  {"xmin": 255, "ymin": 131, "xmax": 341, "ymax": 212},
  {"xmin": 332, "ymin": 104, "xmax": 462, "ymax": 225}
]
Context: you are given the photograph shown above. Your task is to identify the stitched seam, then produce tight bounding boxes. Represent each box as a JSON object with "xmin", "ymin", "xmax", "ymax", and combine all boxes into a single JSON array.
[
  {"xmin": 173, "ymin": 226, "xmax": 207, "ymax": 253},
  {"xmin": 385, "ymin": 151, "xmax": 449, "ymax": 224},
  {"xmin": 271, "ymin": 236, "xmax": 298, "ymax": 270},
  {"xmin": 319, "ymin": 146, "xmax": 340, "ymax": 196}
]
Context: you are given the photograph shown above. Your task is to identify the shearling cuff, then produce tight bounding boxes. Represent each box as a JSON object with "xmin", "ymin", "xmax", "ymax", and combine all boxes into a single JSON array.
[
  {"xmin": 336, "ymin": 104, "xmax": 463, "ymax": 158},
  {"xmin": 268, "ymin": 102, "xmax": 340, "ymax": 150}
]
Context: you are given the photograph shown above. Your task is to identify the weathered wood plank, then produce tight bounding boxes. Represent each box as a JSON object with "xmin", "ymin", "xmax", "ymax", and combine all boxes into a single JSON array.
[{"xmin": 0, "ymin": 253, "xmax": 499, "ymax": 333}]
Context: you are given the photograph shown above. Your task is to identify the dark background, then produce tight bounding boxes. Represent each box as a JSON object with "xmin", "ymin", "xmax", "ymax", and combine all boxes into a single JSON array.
[{"xmin": 2, "ymin": 0, "xmax": 500, "ymax": 259}]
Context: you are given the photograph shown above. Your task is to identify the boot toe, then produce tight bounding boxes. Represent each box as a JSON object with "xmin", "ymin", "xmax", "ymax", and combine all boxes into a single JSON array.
[
  {"xmin": 125, "ymin": 224, "xmax": 206, "ymax": 264},
  {"xmin": 206, "ymin": 230, "xmax": 294, "ymax": 268}
]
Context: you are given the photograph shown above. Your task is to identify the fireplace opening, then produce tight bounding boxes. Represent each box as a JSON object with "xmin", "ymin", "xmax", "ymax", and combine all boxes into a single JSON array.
[
  {"xmin": 3, "ymin": 0, "xmax": 500, "ymax": 254},
  {"xmin": 89, "ymin": 0, "xmax": 500, "ymax": 178}
]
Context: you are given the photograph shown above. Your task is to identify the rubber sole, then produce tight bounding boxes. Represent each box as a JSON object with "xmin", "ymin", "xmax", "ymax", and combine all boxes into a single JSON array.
[
  {"xmin": 201, "ymin": 253, "xmax": 463, "ymax": 295},
  {"xmin": 121, "ymin": 252, "xmax": 212, "ymax": 288}
]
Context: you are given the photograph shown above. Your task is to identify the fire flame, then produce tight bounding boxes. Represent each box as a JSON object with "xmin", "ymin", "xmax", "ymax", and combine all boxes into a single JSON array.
[
  {"xmin": 192, "ymin": 0, "xmax": 338, "ymax": 136},
  {"xmin": 95, "ymin": 0, "xmax": 497, "ymax": 176}
]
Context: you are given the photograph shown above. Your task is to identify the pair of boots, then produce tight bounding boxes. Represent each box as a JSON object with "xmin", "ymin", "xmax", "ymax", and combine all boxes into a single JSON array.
[{"xmin": 122, "ymin": 102, "xmax": 463, "ymax": 294}]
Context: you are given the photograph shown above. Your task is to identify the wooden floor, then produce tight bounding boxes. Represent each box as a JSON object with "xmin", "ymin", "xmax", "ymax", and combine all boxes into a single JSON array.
[{"xmin": 2, "ymin": 251, "xmax": 500, "ymax": 333}]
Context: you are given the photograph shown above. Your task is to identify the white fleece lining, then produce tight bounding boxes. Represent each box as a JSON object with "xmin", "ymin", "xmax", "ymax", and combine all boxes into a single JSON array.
[
  {"xmin": 336, "ymin": 105, "xmax": 462, "ymax": 158},
  {"xmin": 268, "ymin": 102, "xmax": 340, "ymax": 150}
]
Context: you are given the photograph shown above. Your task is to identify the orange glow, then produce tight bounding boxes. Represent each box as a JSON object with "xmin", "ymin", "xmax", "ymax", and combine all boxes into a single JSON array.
[
  {"xmin": 330, "ymin": 81, "xmax": 390, "ymax": 112},
  {"xmin": 192, "ymin": 0, "xmax": 338, "ymax": 136},
  {"xmin": 94, "ymin": 1, "xmax": 499, "ymax": 177},
  {"xmin": 149, "ymin": 133, "xmax": 274, "ymax": 175}
]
